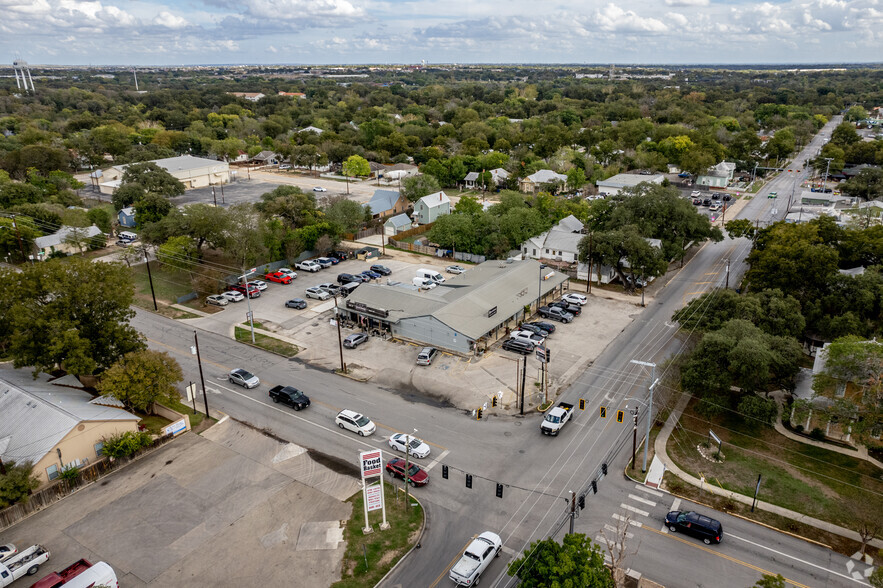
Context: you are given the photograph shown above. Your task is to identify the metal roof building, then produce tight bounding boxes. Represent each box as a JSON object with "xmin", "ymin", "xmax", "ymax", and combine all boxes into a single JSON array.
[{"xmin": 341, "ymin": 259, "xmax": 569, "ymax": 354}]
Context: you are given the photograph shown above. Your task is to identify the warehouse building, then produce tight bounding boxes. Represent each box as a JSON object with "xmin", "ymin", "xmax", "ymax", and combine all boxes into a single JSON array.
[
  {"xmin": 97, "ymin": 155, "xmax": 230, "ymax": 194},
  {"xmin": 339, "ymin": 259, "xmax": 569, "ymax": 354}
]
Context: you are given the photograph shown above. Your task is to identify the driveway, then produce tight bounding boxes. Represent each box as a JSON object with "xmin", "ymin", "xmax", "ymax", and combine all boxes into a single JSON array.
[{"xmin": 2, "ymin": 419, "xmax": 359, "ymax": 588}]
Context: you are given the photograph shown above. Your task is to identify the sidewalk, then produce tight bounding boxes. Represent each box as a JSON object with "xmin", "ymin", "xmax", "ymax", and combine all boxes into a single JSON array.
[{"xmin": 653, "ymin": 393, "xmax": 883, "ymax": 549}]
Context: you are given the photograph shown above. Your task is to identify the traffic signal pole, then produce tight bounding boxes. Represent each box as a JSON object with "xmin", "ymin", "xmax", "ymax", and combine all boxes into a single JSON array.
[{"xmin": 569, "ymin": 490, "xmax": 576, "ymax": 534}]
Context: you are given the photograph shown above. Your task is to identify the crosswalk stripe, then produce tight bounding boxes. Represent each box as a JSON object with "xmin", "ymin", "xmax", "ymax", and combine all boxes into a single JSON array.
[
  {"xmin": 424, "ymin": 449, "xmax": 450, "ymax": 473},
  {"xmin": 612, "ymin": 513, "xmax": 644, "ymax": 527},
  {"xmin": 634, "ymin": 484, "xmax": 664, "ymax": 497},
  {"xmin": 604, "ymin": 524, "xmax": 634, "ymax": 539},
  {"xmin": 670, "ymin": 498, "xmax": 681, "ymax": 512},
  {"xmin": 619, "ymin": 503, "xmax": 650, "ymax": 517},
  {"xmin": 628, "ymin": 493, "xmax": 656, "ymax": 507}
]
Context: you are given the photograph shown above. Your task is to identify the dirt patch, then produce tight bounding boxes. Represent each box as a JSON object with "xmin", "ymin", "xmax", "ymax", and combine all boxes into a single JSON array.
[
  {"xmin": 376, "ymin": 549, "xmax": 398, "ymax": 568},
  {"xmin": 307, "ymin": 448, "xmax": 361, "ymax": 479}
]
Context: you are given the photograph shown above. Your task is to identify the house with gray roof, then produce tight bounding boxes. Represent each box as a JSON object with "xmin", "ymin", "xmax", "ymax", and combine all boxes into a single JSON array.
[
  {"xmin": 696, "ymin": 161, "xmax": 736, "ymax": 188},
  {"xmin": 340, "ymin": 259, "xmax": 569, "ymax": 354},
  {"xmin": 519, "ymin": 169, "xmax": 567, "ymax": 193},
  {"xmin": 413, "ymin": 191, "xmax": 451, "ymax": 224},
  {"xmin": 117, "ymin": 206, "xmax": 136, "ymax": 228},
  {"xmin": 0, "ymin": 368, "xmax": 140, "ymax": 486},
  {"xmin": 384, "ymin": 213, "xmax": 412, "ymax": 236},
  {"xmin": 521, "ymin": 215, "xmax": 585, "ymax": 264},
  {"xmin": 33, "ymin": 225, "xmax": 105, "ymax": 259},
  {"xmin": 596, "ymin": 173, "xmax": 665, "ymax": 196},
  {"xmin": 367, "ymin": 189, "xmax": 409, "ymax": 219}
]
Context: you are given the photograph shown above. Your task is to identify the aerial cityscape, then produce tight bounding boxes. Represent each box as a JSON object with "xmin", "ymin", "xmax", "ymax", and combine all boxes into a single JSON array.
[{"xmin": 0, "ymin": 3, "xmax": 882, "ymax": 587}]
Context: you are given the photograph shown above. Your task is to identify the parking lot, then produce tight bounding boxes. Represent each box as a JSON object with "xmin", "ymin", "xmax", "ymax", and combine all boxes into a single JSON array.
[{"xmin": 186, "ymin": 249, "xmax": 638, "ymax": 411}]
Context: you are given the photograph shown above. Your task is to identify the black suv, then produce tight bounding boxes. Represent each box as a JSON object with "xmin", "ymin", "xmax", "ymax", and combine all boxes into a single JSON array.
[
  {"xmin": 519, "ymin": 324, "xmax": 549, "ymax": 338},
  {"xmin": 370, "ymin": 264, "xmax": 392, "ymax": 276},
  {"xmin": 665, "ymin": 511, "xmax": 723, "ymax": 545},
  {"xmin": 525, "ymin": 321, "xmax": 556, "ymax": 334},
  {"xmin": 501, "ymin": 338, "xmax": 535, "ymax": 355},
  {"xmin": 550, "ymin": 300, "xmax": 581, "ymax": 316},
  {"xmin": 337, "ymin": 273, "xmax": 362, "ymax": 284}
]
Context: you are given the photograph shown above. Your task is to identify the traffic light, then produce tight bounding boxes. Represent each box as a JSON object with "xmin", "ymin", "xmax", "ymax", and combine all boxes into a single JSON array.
[
  {"xmin": 590, "ymin": 480, "xmax": 597, "ymax": 494},
  {"xmin": 616, "ymin": 410, "xmax": 624, "ymax": 423},
  {"xmin": 466, "ymin": 474, "xmax": 473, "ymax": 489},
  {"xmin": 492, "ymin": 396, "xmax": 498, "ymax": 408},
  {"xmin": 442, "ymin": 465, "xmax": 449, "ymax": 479},
  {"xmin": 496, "ymin": 483, "xmax": 504, "ymax": 499},
  {"xmin": 579, "ymin": 398, "xmax": 585, "ymax": 410},
  {"xmin": 578, "ymin": 494, "xmax": 586, "ymax": 510},
  {"xmin": 601, "ymin": 463, "xmax": 608, "ymax": 476},
  {"xmin": 599, "ymin": 406, "xmax": 607, "ymax": 418},
  {"xmin": 477, "ymin": 407, "xmax": 483, "ymax": 420}
]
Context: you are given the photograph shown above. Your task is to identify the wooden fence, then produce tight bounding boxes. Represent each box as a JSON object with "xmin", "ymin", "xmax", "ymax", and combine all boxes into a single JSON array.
[
  {"xmin": 392, "ymin": 222, "xmax": 433, "ymax": 240},
  {"xmin": 0, "ymin": 433, "xmax": 177, "ymax": 532}
]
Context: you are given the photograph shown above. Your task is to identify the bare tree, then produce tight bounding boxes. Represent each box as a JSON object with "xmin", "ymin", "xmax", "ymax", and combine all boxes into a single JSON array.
[
  {"xmin": 847, "ymin": 500, "xmax": 883, "ymax": 557},
  {"xmin": 599, "ymin": 511, "xmax": 640, "ymax": 587}
]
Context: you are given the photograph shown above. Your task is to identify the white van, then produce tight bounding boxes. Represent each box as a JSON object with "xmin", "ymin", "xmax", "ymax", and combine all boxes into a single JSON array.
[
  {"xmin": 412, "ymin": 277, "xmax": 437, "ymax": 290},
  {"xmin": 118, "ymin": 231, "xmax": 138, "ymax": 242},
  {"xmin": 416, "ymin": 268, "xmax": 445, "ymax": 284},
  {"xmin": 65, "ymin": 562, "xmax": 118, "ymax": 588}
]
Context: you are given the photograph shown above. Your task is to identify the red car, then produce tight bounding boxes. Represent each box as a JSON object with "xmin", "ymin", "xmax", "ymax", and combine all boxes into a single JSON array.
[
  {"xmin": 386, "ymin": 458, "xmax": 429, "ymax": 487},
  {"xmin": 229, "ymin": 284, "xmax": 260, "ymax": 298},
  {"xmin": 265, "ymin": 271, "xmax": 292, "ymax": 284}
]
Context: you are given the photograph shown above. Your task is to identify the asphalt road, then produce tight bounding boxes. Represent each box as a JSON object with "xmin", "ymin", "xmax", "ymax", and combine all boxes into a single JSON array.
[{"xmin": 130, "ymin": 116, "xmax": 875, "ymax": 588}]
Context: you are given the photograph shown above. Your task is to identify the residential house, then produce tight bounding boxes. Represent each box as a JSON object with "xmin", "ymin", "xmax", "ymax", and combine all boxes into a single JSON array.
[
  {"xmin": 381, "ymin": 163, "xmax": 419, "ymax": 182},
  {"xmin": 596, "ymin": 173, "xmax": 664, "ymax": 196},
  {"xmin": 97, "ymin": 155, "xmax": 230, "ymax": 194},
  {"xmin": 278, "ymin": 91, "xmax": 306, "ymax": 98},
  {"xmin": 463, "ymin": 172, "xmax": 480, "ymax": 189},
  {"xmin": 384, "ymin": 213, "xmax": 413, "ymax": 236},
  {"xmin": 696, "ymin": 161, "xmax": 736, "ymax": 188},
  {"xmin": 33, "ymin": 225, "xmax": 105, "ymax": 259},
  {"xmin": 117, "ymin": 207, "xmax": 136, "ymax": 228},
  {"xmin": 521, "ymin": 215, "xmax": 585, "ymax": 264},
  {"xmin": 367, "ymin": 189, "xmax": 409, "ymax": 220},
  {"xmin": 227, "ymin": 92, "xmax": 265, "ymax": 102},
  {"xmin": 519, "ymin": 169, "xmax": 567, "ymax": 193},
  {"xmin": 489, "ymin": 168, "xmax": 510, "ymax": 186},
  {"xmin": 0, "ymin": 369, "xmax": 140, "ymax": 486},
  {"xmin": 300, "ymin": 126, "xmax": 325, "ymax": 135},
  {"xmin": 413, "ymin": 191, "xmax": 451, "ymax": 224},
  {"xmin": 251, "ymin": 151, "xmax": 280, "ymax": 166}
]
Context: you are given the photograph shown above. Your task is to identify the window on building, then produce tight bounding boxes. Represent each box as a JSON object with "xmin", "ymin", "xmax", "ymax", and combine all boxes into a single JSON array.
[
  {"xmin": 532, "ymin": 249, "xmax": 537, "ymax": 256},
  {"xmin": 46, "ymin": 464, "xmax": 59, "ymax": 481},
  {"xmin": 835, "ymin": 382, "xmax": 847, "ymax": 398},
  {"xmin": 94, "ymin": 442, "xmax": 105, "ymax": 457}
]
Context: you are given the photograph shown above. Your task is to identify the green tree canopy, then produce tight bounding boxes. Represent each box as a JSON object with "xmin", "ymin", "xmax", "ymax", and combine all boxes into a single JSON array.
[
  {"xmin": 120, "ymin": 161, "xmax": 186, "ymax": 197},
  {"xmin": 507, "ymin": 533, "xmax": 613, "ymax": 588},
  {"xmin": 98, "ymin": 349, "xmax": 184, "ymax": 412},
  {"xmin": 342, "ymin": 154, "xmax": 371, "ymax": 178},
  {"xmin": 840, "ymin": 167, "xmax": 883, "ymax": 202},
  {"xmin": 324, "ymin": 197, "xmax": 368, "ymax": 233},
  {"xmin": 401, "ymin": 174, "xmax": 441, "ymax": 202},
  {"xmin": 0, "ymin": 460, "xmax": 40, "ymax": 509},
  {"xmin": 255, "ymin": 185, "xmax": 320, "ymax": 228}
]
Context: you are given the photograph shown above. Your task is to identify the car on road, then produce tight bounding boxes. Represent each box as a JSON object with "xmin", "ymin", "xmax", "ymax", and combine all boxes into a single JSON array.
[
  {"xmin": 509, "ymin": 330, "xmax": 545, "ymax": 346},
  {"xmin": 264, "ymin": 271, "xmax": 293, "ymax": 284},
  {"xmin": 416, "ymin": 347, "xmax": 439, "ymax": 366},
  {"xmin": 0, "ymin": 544, "xmax": 16, "ymax": 562},
  {"xmin": 304, "ymin": 287, "xmax": 330, "ymax": 300},
  {"xmin": 679, "ymin": 172, "xmax": 692, "ymax": 178},
  {"xmin": 722, "ymin": 194, "xmax": 732, "ymax": 202},
  {"xmin": 518, "ymin": 323, "xmax": 549, "ymax": 338},
  {"xmin": 768, "ymin": 191, "xmax": 778, "ymax": 199},
  {"xmin": 386, "ymin": 458, "xmax": 429, "ymax": 486},
  {"xmin": 313, "ymin": 186, "xmax": 327, "ymax": 192},
  {"xmin": 388, "ymin": 433, "xmax": 431, "ymax": 458},
  {"xmin": 562, "ymin": 293, "xmax": 587, "ymax": 306},
  {"xmin": 370, "ymin": 264, "xmax": 392, "ymax": 276},
  {"xmin": 711, "ymin": 193, "xmax": 721, "ymax": 200},
  {"xmin": 279, "ymin": 164, "xmax": 291, "ymax": 170},
  {"xmin": 550, "ymin": 300, "xmax": 581, "ymax": 316},
  {"xmin": 335, "ymin": 409, "xmax": 375, "ymax": 436},
  {"xmin": 277, "ymin": 268, "xmax": 298, "ymax": 280},
  {"xmin": 221, "ymin": 290, "xmax": 245, "ymax": 303},
  {"xmin": 315, "ymin": 257, "xmax": 334, "ymax": 269},
  {"xmin": 501, "ymin": 338, "xmax": 536, "ymax": 354},
  {"xmin": 446, "ymin": 265, "xmax": 466, "ymax": 274},
  {"xmin": 525, "ymin": 320, "xmax": 556, "ymax": 333},
  {"xmin": 448, "ymin": 531, "xmax": 502, "ymax": 586},
  {"xmin": 665, "ymin": 511, "xmax": 723, "ymax": 545},
  {"xmin": 229, "ymin": 368, "xmax": 260, "ymax": 389},
  {"xmin": 337, "ymin": 273, "xmax": 363, "ymax": 284},
  {"xmin": 247, "ymin": 280, "xmax": 268, "ymax": 291},
  {"xmin": 285, "ymin": 298, "xmax": 307, "ymax": 309},
  {"xmin": 229, "ymin": 284, "xmax": 260, "ymax": 298},
  {"xmin": 691, "ymin": 190, "xmax": 701, "ymax": 197},
  {"xmin": 296, "ymin": 259, "xmax": 322, "ymax": 272},
  {"xmin": 269, "ymin": 385, "xmax": 310, "ymax": 410},
  {"xmin": 538, "ymin": 305, "xmax": 573, "ymax": 323},
  {"xmin": 343, "ymin": 333, "xmax": 369, "ymax": 348},
  {"xmin": 205, "ymin": 294, "xmax": 229, "ymax": 307},
  {"xmin": 692, "ymin": 198, "xmax": 702, "ymax": 205}
]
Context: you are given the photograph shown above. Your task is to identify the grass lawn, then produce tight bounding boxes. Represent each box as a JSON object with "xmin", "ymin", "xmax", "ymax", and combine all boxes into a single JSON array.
[
  {"xmin": 166, "ymin": 397, "xmax": 206, "ymax": 429},
  {"xmin": 139, "ymin": 414, "xmax": 172, "ymax": 436},
  {"xmin": 130, "ymin": 262, "xmax": 195, "ymax": 308},
  {"xmin": 234, "ymin": 326, "xmax": 299, "ymax": 357},
  {"xmin": 667, "ymin": 397, "xmax": 883, "ymax": 528},
  {"xmin": 333, "ymin": 481, "xmax": 423, "ymax": 588}
]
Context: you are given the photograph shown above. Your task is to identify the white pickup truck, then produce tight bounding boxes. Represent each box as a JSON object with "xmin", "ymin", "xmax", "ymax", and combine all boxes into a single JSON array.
[
  {"xmin": 541, "ymin": 402, "xmax": 574, "ymax": 436},
  {"xmin": 449, "ymin": 531, "xmax": 502, "ymax": 586},
  {"xmin": 0, "ymin": 544, "xmax": 50, "ymax": 586},
  {"xmin": 295, "ymin": 259, "xmax": 322, "ymax": 272}
]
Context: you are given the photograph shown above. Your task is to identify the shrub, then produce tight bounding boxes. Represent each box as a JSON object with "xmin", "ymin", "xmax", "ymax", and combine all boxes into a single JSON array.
[
  {"xmin": 58, "ymin": 466, "xmax": 81, "ymax": 482},
  {"xmin": 0, "ymin": 460, "xmax": 40, "ymax": 508},
  {"xmin": 794, "ymin": 424, "xmax": 804, "ymax": 433},
  {"xmin": 101, "ymin": 430, "xmax": 153, "ymax": 458},
  {"xmin": 810, "ymin": 427, "xmax": 826, "ymax": 441},
  {"xmin": 737, "ymin": 394, "xmax": 778, "ymax": 426}
]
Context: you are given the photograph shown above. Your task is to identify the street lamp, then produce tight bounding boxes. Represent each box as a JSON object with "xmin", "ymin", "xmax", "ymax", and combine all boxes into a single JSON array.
[
  {"xmin": 333, "ymin": 295, "xmax": 346, "ymax": 374},
  {"xmin": 629, "ymin": 360, "xmax": 658, "ymax": 473},
  {"xmin": 404, "ymin": 428, "xmax": 417, "ymax": 506},
  {"xmin": 238, "ymin": 268, "xmax": 257, "ymax": 343},
  {"xmin": 191, "ymin": 331, "xmax": 210, "ymax": 417}
]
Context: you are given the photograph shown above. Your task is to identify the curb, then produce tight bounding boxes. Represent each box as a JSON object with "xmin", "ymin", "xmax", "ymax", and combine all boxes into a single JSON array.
[
  {"xmin": 372, "ymin": 495, "xmax": 428, "ymax": 588},
  {"xmin": 336, "ymin": 369, "xmax": 370, "ymax": 382}
]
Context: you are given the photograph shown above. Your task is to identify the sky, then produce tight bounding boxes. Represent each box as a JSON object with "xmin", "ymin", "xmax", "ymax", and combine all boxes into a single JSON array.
[{"xmin": 2, "ymin": 0, "xmax": 882, "ymax": 66}]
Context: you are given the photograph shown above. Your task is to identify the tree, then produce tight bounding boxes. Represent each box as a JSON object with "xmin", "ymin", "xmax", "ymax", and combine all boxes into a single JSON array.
[
  {"xmin": 750, "ymin": 575, "xmax": 786, "ymax": 588},
  {"xmin": 454, "ymin": 195, "xmax": 483, "ymax": 216},
  {"xmin": 62, "ymin": 226, "xmax": 102, "ymax": 255},
  {"xmin": 342, "ymin": 155, "xmax": 370, "ymax": 178},
  {"xmin": 8, "ymin": 257, "xmax": 144, "ymax": 375},
  {"xmin": 600, "ymin": 512, "xmax": 638, "ymax": 587},
  {"xmin": 255, "ymin": 185, "xmax": 320, "ymax": 228},
  {"xmin": 401, "ymin": 174, "xmax": 441, "ymax": 203},
  {"xmin": 325, "ymin": 197, "xmax": 368, "ymax": 233},
  {"xmin": 845, "ymin": 106, "xmax": 868, "ymax": 123},
  {"xmin": 840, "ymin": 167, "xmax": 883, "ymax": 202},
  {"xmin": 870, "ymin": 566, "xmax": 883, "ymax": 588},
  {"xmin": 120, "ymin": 162, "xmax": 185, "ymax": 197},
  {"xmin": 134, "ymin": 193, "xmax": 173, "ymax": 225},
  {"xmin": 86, "ymin": 208, "xmax": 111, "ymax": 233},
  {"xmin": 507, "ymin": 533, "xmax": 613, "ymax": 588},
  {"xmin": 579, "ymin": 225, "xmax": 667, "ymax": 292},
  {"xmin": 98, "ymin": 349, "xmax": 184, "ymax": 412},
  {"xmin": 567, "ymin": 167, "xmax": 586, "ymax": 192},
  {"xmin": 0, "ymin": 460, "xmax": 40, "ymax": 508},
  {"xmin": 112, "ymin": 183, "xmax": 147, "ymax": 211},
  {"xmin": 725, "ymin": 219, "xmax": 757, "ymax": 240},
  {"xmin": 831, "ymin": 122, "xmax": 861, "ymax": 147},
  {"xmin": 223, "ymin": 203, "xmax": 267, "ymax": 269},
  {"xmin": 846, "ymin": 498, "xmax": 883, "ymax": 557},
  {"xmin": 157, "ymin": 235, "xmax": 198, "ymax": 274}
]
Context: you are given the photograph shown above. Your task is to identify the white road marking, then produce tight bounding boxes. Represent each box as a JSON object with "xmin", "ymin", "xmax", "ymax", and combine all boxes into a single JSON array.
[
  {"xmin": 424, "ymin": 450, "xmax": 450, "ymax": 473},
  {"xmin": 628, "ymin": 493, "xmax": 657, "ymax": 507},
  {"xmin": 727, "ymin": 532, "xmax": 872, "ymax": 585},
  {"xmin": 661, "ymin": 498, "xmax": 681, "ymax": 533},
  {"xmin": 619, "ymin": 503, "xmax": 649, "ymax": 517},
  {"xmin": 604, "ymin": 524, "xmax": 634, "ymax": 539},
  {"xmin": 634, "ymin": 484, "xmax": 663, "ymax": 497},
  {"xmin": 612, "ymin": 514, "xmax": 644, "ymax": 528}
]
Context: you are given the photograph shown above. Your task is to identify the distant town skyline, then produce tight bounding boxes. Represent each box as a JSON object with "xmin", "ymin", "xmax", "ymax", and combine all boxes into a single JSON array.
[{"xmin": 3, "ymin": 0, "xmax": 883, "ymax": 66}]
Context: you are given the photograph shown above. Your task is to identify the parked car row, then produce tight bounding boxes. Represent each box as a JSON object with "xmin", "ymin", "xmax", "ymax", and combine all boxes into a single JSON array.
[{"xmin": 501, "ymin": 293, "xmax": 587, "ymax": 356}]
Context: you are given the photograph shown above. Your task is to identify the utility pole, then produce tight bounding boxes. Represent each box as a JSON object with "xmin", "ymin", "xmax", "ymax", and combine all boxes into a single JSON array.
[
  {"xmin": 239, "ymin": 269, "xmax": 256, "ymax": 343},
  {"xmin": 725, "ymin": 259, "xmax": 730, "ymax": 289},
  {"xmin": 822, "ymin": 157, "xmax": 833, "ymax": 192},
  {"xmin": 586, "ymin": 233, "xmax": 593, "ymax": 294},
  {"xmin": 568, "ymin": 490, "xmax": 576, "ymax": 534},
  {"xmin": 143, "ymin": 247, "xmax": 157, "ymax": 311},
  {"xmin": 193, "ymin": 331, "xmax": 209, "ymax": 417},
  {"xmin": 631, "ymin": 407, "xmax": 638, "ymax": 470},
  {"xmin": 334, "ymin": 295, "xmax": 346, "ymax": 374},
  {"xmin": 10, "ymin": 215, "xmax": 28, "ymax": 264},
  {"xmin": 520, "ymin": 354, "xmax": 527, "ymax": 415},
  {"xmin": 403, "ymin": 428, "xmax": 417, "ymax": 507}
]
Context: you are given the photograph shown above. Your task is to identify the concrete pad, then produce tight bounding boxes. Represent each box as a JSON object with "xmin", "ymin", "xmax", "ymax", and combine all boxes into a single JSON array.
[{"xmin": 296, "ymin": 521, "xmax": 345, "ymax": 551}]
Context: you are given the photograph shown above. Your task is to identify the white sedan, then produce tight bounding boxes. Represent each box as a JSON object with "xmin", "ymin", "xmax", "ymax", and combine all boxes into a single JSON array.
[
  {"xmin": 248, "ymin": 280, "xmax": 268, "ymax": 291},
  {"xmin": 562, "ymin": 293, "xmax": 588, "ymax": 306},
  {"xmin": 305, "ymin": 287, "xmax": 330, "ymax": 300},
  {"xmin": 388, "ymin": 433, "xmax": 431, "ymax": 458},
  {"xmin": 278, "ymin": 268, "xmax": 298, "ymax": 279},
  {"xmin": 221, "ymin": 290, "xmax": 245, "ymax": 303},
  {"xmin": 313, "ymin": 186, "xmax": 327, "ymax": 192}
]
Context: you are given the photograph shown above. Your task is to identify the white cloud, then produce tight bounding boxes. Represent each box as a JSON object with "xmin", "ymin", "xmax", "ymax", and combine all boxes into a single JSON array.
[
  {"xmin": 664, "ymin": 0, "xmax": 710, "ymax": 6},
  {"xmin": 594, "ymin": 4, "xmax": 668, "ymax": 32},
  {"xmin": 153, "ymin": 11, "xmax": 188, "ymax": 28}
]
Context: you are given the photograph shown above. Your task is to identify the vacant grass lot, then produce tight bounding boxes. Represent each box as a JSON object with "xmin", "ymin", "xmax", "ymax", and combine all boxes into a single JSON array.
[
  {"xmin": 234, "ymin": 326, "xmax": 299, "ymax": 357},
  {"xmin": 667, "ymin": 398, "xmax": 883, "ymax": 528},
  {"xmin": 333, "ymin": 482, "xmax": 423, "ymax": 588},
  {"xmin": 130, "ymin": 262, "xmax": 194, "ymax": 308}
]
